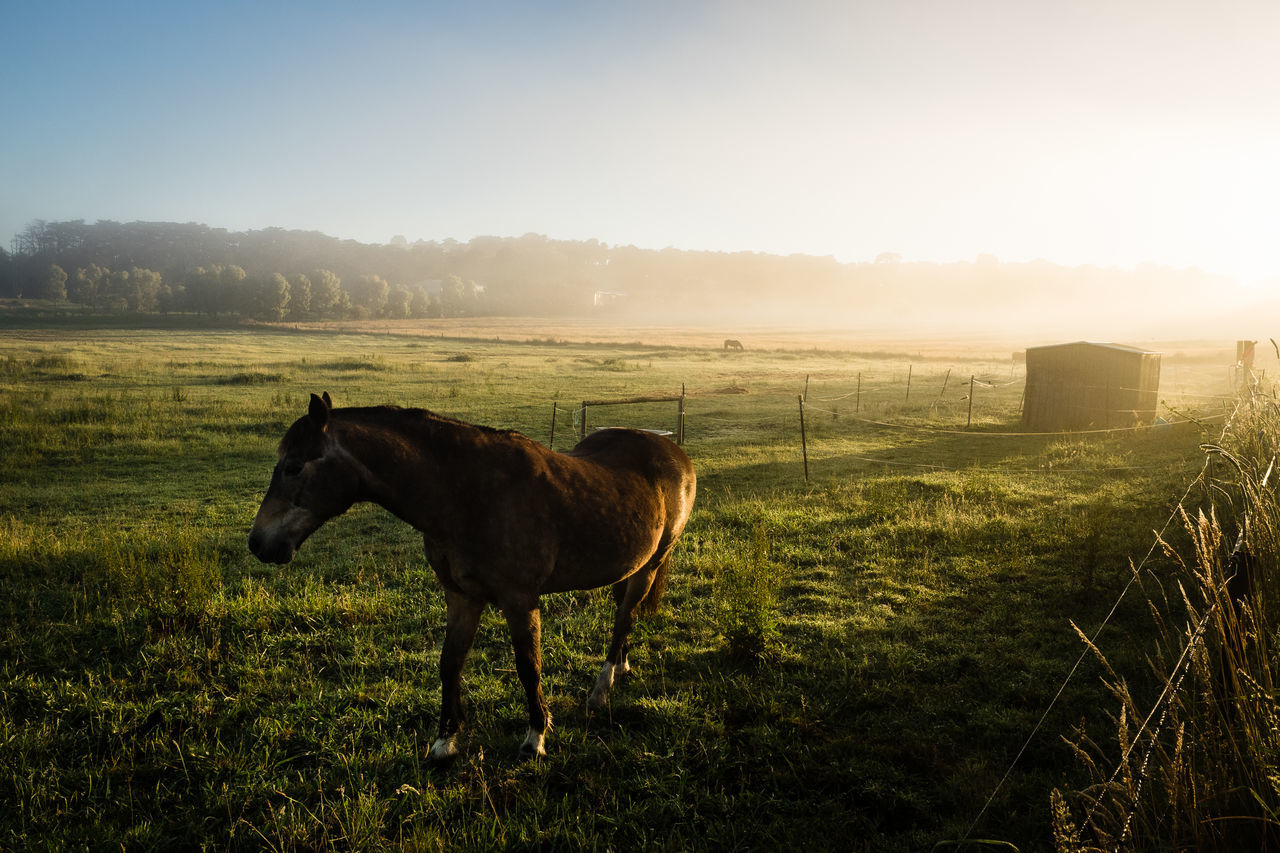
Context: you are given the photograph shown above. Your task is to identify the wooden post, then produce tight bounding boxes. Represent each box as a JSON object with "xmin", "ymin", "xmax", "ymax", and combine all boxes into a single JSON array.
[
  {"xmin": 856, "ymin": 372, "xmax": 862, "ymax": 413},
  {"xmin": 550, "ymin": 402, "xmax": 558, "ymax": 449},
  {"xmin": 967, "ymin": 375, "xmax": 975, "ymax": 428},
  {"xmin": 905, "ymin": 364, "xmax": 913, "ymax": 403},
  {"xmin": 804, "ymin": 374, "xmax": 810, "ymax": 402},
  {"xmin": 575, "ymin": 391, "xmax": 687, "ymax": 442},
  {"xmin": 678, "ymin": 384, "xmax": 686, "ymax": 444},
  {"xmin": 798, "ymin": 395, "xmax": 809, "ymax": 482},
  {"xmin": 939, "ymin": 367, "xmax": 951, "ymax": 400}
]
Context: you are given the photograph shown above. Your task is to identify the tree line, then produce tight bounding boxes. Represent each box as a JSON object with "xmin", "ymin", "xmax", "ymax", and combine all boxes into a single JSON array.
[
  {"xmin": 25, "ymin": 261, "xmax": 484, "ymax": 321},
  {"xmin": 0, "ymin": 218, "xmax": 1240, "ymax": 330},
  {"xmin": 2, "ymin": 221, "xmax": 490, "ymax": 320}
]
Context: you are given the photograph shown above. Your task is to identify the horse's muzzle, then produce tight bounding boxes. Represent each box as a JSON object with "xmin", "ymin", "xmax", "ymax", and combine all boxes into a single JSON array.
[{"xmin": 248, "ymin": 529, "xmax": 294, "ymax": 564}]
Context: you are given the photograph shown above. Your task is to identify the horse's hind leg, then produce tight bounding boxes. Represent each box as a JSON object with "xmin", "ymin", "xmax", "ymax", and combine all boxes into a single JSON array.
[
  {"xmin": 501, "ymin": 603, "xmax": 550, "ymax": 758},
  {"xmin": 429, "ymin": 590, "xmax": 484, "ymax": 762},
  {"xmin": 587, "ymin": 566, "xmax": 658, "ymax": 711}
]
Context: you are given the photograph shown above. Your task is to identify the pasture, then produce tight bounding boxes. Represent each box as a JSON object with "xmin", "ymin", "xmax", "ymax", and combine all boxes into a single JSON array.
[{"xmin": 0, "ymin": 319, "xmax": 1235, "ymax": 850}]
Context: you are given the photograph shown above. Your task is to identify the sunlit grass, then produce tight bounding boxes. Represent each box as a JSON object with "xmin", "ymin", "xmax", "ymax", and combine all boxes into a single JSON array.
[
  {"xmin": 1054, "ymin": 391, "xmax": 1280, "ymax": 851},
  {"xmin": 0, "ymin": 323, "xmax": 1234, "ymax": 850}
]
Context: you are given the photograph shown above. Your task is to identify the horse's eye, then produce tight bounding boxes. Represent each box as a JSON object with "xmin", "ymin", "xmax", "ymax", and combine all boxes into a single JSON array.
[{"xmin": 283, "ymin": 461, "xmax": 304, "ymax": 477}]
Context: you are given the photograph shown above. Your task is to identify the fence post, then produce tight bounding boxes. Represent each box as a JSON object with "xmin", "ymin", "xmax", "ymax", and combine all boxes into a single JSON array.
[
  {"xmin": 798, "ymin": 394, "xmax": 809, "ymax": 482},
  {"xmin": 580, "ymin": 401, "xmax": 588, "ymax": 440},
  {"xmin": 939, "ymin": 367, "xmax": 951, "ymax": 401},
  {"xmin": 678, "ymin": 384, "xmax": 686, "ymax": 444},
  {"xmin": 550, "ymin": 402, "xmax": 558, "ymax": 449},
  {"xmin": 906, "ymin": 364, "xmax": 913, "ymax": 403},
  {"xmin": 967, "ymin": 375, "xmax": 975, "ymax": 428},
  {"xmin": 856, "ymin": 372, "xmax": 862, "ymax": 413},
  {"xmin": 804, "ymin": 374, "xmax": 810, "ymax": 402}
]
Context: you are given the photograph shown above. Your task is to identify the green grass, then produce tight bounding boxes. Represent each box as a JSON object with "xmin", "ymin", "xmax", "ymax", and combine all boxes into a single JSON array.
[
  {"xmin": 0, "ymin": 322, "xmax": 1234, "ymax": 851},
  {"xmin": 1052, "ymin": 391, "xmax": 1280, "ymax": 851}
]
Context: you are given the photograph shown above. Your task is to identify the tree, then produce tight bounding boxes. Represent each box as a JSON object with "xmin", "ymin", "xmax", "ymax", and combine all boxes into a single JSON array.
[
  {"xmin": 101, "ymin": 270, "xmax": 130, "ymax": 313},
  {"xmin": 40, "ymin": 264, "xmax": 67, "ymax": 302},
  {"xmin": 254, "ymin": 273, "xmax": 290, "ymax": 321},
  {"xmin": 386, "ymin": 284, "xmax": 412, "ymax": 319},
  {"xmin": 69, "ymin": 264, "xmax": 109, "ymax": 304},
  {"xmin": 310, "ymin": 269, "xmax": 344, "ymax": 318},
  {"xmin": 408, "ymin": 285, "xmax": 432, "ymax": 318},
  {"xmin": 351, "ymin": 274, "xmax": 389, "ymax": 317},
  {"xmin": 0, "ymin": 246, "xmax": 12, "ymax": 298},
  {"xmin": 108, "ymin": 267, "xmax": 165, "ymax": 312},
  {"xmin": 288, "ymin": 274, "xmax": 312, "ymax": 319},
  {"xmin": 438, "ymin": 274, "xmax": 482, "ymax": 317},
  {"xmin": 218, "ymin": 265, "xmax": 247, "ymax": 315},
  {"xmin": 185, "ymin": 263, "xmax": 246, "ymax": 316},
  {"xmin": 184, "ymin": 266, "xmax": 221, "ymax": 315}
]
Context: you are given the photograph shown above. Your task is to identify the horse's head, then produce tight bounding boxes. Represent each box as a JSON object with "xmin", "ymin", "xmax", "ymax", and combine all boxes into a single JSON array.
[{"xmin": 248, "ymin": 392, "xmax": 360, "ymax": 564}]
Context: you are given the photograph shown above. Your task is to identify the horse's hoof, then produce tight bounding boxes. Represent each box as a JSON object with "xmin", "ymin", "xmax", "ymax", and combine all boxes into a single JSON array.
[
  {"xmin": 520, "ymin": 728, "xmax": 547, "ymax": 759},
  {"xmin": 588, "ymin": 661, "xmax": 616, "ymax": 712},
  {"xmin": 428, "ymin": 735, "xmax": 459, "ymax": 763}
]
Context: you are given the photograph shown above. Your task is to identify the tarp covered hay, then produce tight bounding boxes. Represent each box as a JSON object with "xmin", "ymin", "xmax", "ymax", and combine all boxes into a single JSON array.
[{"xmin": 1022, "ymin": 341, "xmax": 1161, "ymax": 431}]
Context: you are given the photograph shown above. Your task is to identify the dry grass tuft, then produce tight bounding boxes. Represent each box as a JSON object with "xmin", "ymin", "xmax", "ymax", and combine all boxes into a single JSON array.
[{"xmin": 1056, "ymin": 388, "xmax": 1280, "ymax": 851}]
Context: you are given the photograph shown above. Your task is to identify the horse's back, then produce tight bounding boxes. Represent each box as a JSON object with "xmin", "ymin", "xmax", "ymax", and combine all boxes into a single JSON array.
[
  {"xmin": 566, "ymin": 428, "xmax": 693, "ymax": 485},
  {"xmin": 565, "ymin": 428, "xmax": 695, "ymax": 527}
]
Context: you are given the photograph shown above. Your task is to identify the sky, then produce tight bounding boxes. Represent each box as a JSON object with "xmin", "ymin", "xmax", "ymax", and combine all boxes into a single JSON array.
[{"xmin": 4, "ymin": 0, "xmax": 1280, "ymax": 285}]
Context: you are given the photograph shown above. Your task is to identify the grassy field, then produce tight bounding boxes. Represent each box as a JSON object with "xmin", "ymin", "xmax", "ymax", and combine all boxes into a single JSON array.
[{"xmin": 0, "ymin": 316, "xmax": 1240, "ymax": 851}]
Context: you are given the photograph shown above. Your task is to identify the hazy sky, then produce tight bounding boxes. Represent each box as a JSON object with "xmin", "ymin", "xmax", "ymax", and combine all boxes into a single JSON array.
[{"xmin": 4, "ymin": 1, "xmax": 1279, "ymax": 284}]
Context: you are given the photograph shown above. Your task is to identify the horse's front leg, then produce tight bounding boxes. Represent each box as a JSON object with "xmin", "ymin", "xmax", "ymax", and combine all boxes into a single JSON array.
[
  {"xmin": 430, "ymin": 590, "xmax": 484, "ymax": 762},
  {"xmin": 501, "ymin": 603, "xmax": 550, "ymax": 758}
]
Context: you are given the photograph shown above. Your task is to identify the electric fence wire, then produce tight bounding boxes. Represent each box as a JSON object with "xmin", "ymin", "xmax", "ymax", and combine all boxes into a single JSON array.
[
  {"xmin": 828, "ymin": 453, "xmax": 1198, "ymax": 475},
  {"xmin": 801, "ymin": 407, "xmax": 1227, "ymax": 438},
  {"xmin": 958, "ymin": 397, "xmax": 1244, "ymax": 847}
]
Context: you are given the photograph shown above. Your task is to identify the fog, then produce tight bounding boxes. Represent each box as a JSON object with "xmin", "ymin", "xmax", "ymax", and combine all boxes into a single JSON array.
[
  {"xmin": 6, "ymin": 2, "xmax": 1280, "ymax": 312},
  {"xmin": 6, "ymin": 220, "xmax": 1271, "ymax": 347}
]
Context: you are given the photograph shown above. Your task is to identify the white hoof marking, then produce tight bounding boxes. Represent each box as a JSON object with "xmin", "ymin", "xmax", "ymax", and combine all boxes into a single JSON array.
[
  {"xmin": 588, "ymin": 661, "xmax": 616, "ymax": 710},
  {"xmin": 521, "ymin": 728, "xmax": 547, "ymax": 757},
  {"xmin": 428, "ymin": 735, "xmax": 458, "ymax": 762}
]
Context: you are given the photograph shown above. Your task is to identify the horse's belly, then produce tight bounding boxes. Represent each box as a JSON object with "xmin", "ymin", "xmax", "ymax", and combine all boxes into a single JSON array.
[
  {"xmin": 540, "ymin": 557, "xmax": 647, "ymax": 593},
  {"xmin": 540, "ymin": 524, "xmax": 663, "ymax": 593}
]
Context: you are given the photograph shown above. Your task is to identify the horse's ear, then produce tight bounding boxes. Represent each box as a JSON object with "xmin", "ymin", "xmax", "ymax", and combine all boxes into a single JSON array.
[
  {"xmin": 322, "ymin": 391, "xmax": 333, "ymax": 408},
  {"xmin": 309, "ymin": 393, "xmax": 330, "ymax": 429}
]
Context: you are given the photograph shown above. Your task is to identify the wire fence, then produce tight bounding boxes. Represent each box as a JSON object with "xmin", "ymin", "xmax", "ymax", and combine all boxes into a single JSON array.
[{"xmin": 451, "ymin": 356, "xmax": 1263, "ymax": 480}]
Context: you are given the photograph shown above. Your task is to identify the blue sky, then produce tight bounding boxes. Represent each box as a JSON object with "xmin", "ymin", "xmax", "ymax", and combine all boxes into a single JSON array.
[{"xmin": 4, "ymin": 1, "xmax": 1280, "ymax": 283}]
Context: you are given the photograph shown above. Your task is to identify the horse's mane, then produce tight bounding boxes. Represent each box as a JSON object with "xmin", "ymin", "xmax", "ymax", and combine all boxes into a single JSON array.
[{"xmin": 339, "ymin": 405, "xmax": 524, "ymax": 442}]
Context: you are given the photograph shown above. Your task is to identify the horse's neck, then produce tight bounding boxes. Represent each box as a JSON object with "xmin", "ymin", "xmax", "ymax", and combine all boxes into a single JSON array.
[{"xmin": 334, "ymin": 411, "xmax": 471, "ymax": 512}]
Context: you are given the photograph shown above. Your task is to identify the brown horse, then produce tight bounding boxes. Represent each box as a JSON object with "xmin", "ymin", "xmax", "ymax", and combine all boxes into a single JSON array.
[{"xmin": 248, "ymin": 393, "xmax": 696, "ymax": 760}]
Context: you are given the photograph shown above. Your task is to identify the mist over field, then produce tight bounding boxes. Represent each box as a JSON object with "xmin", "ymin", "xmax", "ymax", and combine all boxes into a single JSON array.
[
  {"xmin": 6, "ymin": 3, "xmax": 1280, "ymax": 347},
  {"xmin": 3, "ymin": 219, "xmax": 1271, "ymax": 345}
]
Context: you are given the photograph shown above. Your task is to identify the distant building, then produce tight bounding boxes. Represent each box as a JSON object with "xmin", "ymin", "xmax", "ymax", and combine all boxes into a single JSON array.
[
  {"xmin": 593, "ymin": 290, "xmax": 626, "ymax": 308},
  {"xmin": 1022, "ymin": 341, "xmax": 1161, "ymax": 431}
]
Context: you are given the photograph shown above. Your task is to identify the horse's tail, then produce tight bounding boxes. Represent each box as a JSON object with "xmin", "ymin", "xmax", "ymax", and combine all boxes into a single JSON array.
[{"xmin": 637, "ymin": 551, "xmax": 673, "ymax": 617}]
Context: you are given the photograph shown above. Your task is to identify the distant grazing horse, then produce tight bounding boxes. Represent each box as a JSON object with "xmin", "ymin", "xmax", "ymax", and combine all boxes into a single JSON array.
[
  {"xmin": 723, "ymin": 339, "xmax": 744, "ymax": 351},
  {"xmin": 248, "ymin": 393, "xmax": 697, "ymax": 760}
]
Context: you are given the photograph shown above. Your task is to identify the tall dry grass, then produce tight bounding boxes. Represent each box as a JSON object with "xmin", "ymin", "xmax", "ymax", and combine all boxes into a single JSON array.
[{"xmin": 1055, "ymin": 387, "xmax": 1280, "ymax": 851}]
